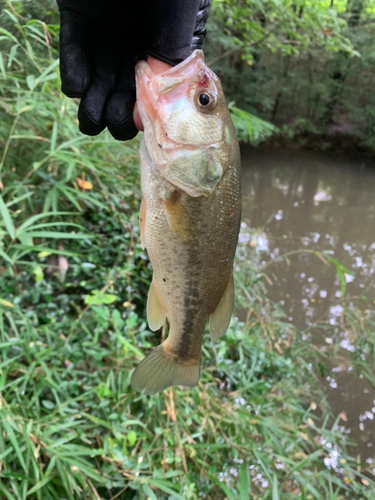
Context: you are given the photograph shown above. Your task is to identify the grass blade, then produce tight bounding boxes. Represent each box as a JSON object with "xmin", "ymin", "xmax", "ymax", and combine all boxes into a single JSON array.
[
  {"xmin": 1, "ymin": 416, "xmax": 27, "ymax": 473},
  {"xmin": 0, "ymin": 248, "xmax": 13, "ymax": 264},
  {"xmin": 0, "ymin": 483, "xmax": 17, "ymax": 500},
  {"xmin": 16, "ymin": 211, "xmax": 75, "ymax": 233},
  {"xmin": 240, "ymin": 463, "xmax": 250, "ymax": 500},
  {"xmin": 148, "ymin": 479, "xmax": 185, "ymax": 500},
  {"xmin": 24, "ymin": 231, "xmax": 91, "ymax": 239},
  {"xmin": 273, "ymin": 475, "xmax": 280, "ymax": 500},
  {"xmin": 143, "ymin": 484, "xmax": 158, "ymax": 500},
  {"xmin": 0, "ymin": 194, "xmax": 15, "ymax": 239},
  {"xmin": 214, "ymin": 480, "xmax": 237, "ymax": 500}
]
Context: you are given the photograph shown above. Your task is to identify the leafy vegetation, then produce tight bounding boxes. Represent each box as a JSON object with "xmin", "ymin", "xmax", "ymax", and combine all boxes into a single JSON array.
[
  {"xmin": 1, "ymin": 1, "xmax": 375, "ymax": 499},
  {"xmin": 207, "ymin": 0, "xmax": 375, "ymax": 150}
]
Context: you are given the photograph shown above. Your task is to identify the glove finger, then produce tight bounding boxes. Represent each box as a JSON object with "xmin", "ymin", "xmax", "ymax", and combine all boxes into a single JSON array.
[
  {"xmin": 147, "ymin": 0, "xmax": 201, "ymax": 66},
  {"xmin": 78, "ymin": 75, "xmax": 115, "ymax": 136},
  {"xmin": 59, "ymin": 10, "xmax": 92, "ymax": 98},
  {"xmin": 105, "ymin": 64, "xmax": 138, "ymax": 140},
  {"xmin": 191, "ymin": 0, "xmax": 212, "ymax": 51},
  {"xmin": 105, "ymin": 90, "xmax": 138, "ymax": 141}
]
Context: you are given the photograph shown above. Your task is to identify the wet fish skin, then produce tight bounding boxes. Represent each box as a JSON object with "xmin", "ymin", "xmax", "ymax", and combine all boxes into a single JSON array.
[{"xmin": 131, "ymin": 50, "xmax": 241, "ymax": 395}]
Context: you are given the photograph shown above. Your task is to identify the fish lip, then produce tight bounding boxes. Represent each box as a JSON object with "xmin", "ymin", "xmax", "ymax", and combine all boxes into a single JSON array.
[{"xmin": 136, "ymin": 59, "xmax": 153, "ymax": 77}]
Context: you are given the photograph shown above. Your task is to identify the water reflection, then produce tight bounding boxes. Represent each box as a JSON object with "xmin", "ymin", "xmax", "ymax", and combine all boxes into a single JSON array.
[{"xmin": 241, "ymin": 148, "xmax": 375, "ymax": 459}]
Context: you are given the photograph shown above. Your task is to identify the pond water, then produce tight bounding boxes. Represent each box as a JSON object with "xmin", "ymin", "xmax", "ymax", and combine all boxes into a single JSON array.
[{"xmin": 241, "ymin": 147, "xmax": 375, "ymax": 461}]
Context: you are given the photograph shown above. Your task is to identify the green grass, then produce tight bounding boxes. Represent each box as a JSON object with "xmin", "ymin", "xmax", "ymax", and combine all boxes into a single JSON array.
[{"xmin": 1, "ymin": 2, "xmax": 375, "ymax": 499}]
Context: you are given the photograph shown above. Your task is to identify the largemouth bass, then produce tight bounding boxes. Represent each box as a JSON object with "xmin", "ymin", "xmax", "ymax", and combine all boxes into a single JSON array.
[{"xmin": 131, "ymin": 50, "xmax": 241, "ymax": 395}]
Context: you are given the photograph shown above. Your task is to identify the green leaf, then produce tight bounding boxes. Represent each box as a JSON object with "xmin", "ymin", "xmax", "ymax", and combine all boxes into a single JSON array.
[
  {"xmin": 12, "ymin": 244, "xmax": 78, "ymax": 257},
  {"xmin": 127, "ymin": 431, "xmax": 137, "ymax": 446},
  {"xmin": 2, "ymin": 416, "xmax": 27, "ymax": 473},
  {"xmin": 229, "ymin": 104, "xmax": 278, "ymax": 143},
  {"xmin": 0, "ymin": 483, "xmax": 17, "ymax": 500},
  {"xmin": 272, "ymin": 475, "xmax": 280, "ymax": 500},
  {"xmin": 240, "ymin": 464, "xmax": 250, "ymax": 500},
  {"xmin": 16, "ymin": 211, "xmax": 76, "ymax": 234},
  {"xmin": 23, "ymin": 231, "xmax": 91, "ymax": 239},
  {"xmin": 0, "ymin": 248, "xmax": 13, "ymax": 264},
  {"xmin": 84, "ymin": 291, "xmax": 118, "ymax": 306},
  {"xmin": 143, "ymin": 484, "xmax": 158, "ymax": 500},
  {"xmin": 26, "ymin": 74, "xmax": 35, "ymax": 89},
  {"xmin": 327, "ymin": 257, "xmax": 353, "ymax": 297},
  {"xmin": 0, "ymin": 52, "xmax": 6, "ymax": 78},
  {"xmin": 0, "ymin": 27, "xmax": 18, "ymax": 43},
  {"xmin": 214, "ymin": 480, "xmax": 237, "ymax": 500},
  {"xmin": 0, "ymin": 194, "xmax": 16, "ymax": 239},
  {"xmin": 148, "ymin": 479, "xmax": 184, "ymax": 500},
  {"xmin": 292, "ymin": 449, "xmax": 322, "ymax": 473},
  {"xmin": 96, "ymin": 383, "xmax": 114, "ymax": 399},
  {"xmin": 18, "ymin": 233, "xmax": 34, "ymax": 246},
  {"xmin": 33, "ymin": 265, "xmax": 44, "ymax": 282},
  {"xmin": 27, "ymin": 475, "xmax": 54, "ymax": 495},
  {"xmin": 50, "ymin": 120, "xmax": 58, "ymax": 152},
  {"xmin": 34, "ymin": 58, "xmax": 59, "ymax": 85},
  {"xmin": 5, "ymin": 191, "xmax": 33, "ymax": 208}
]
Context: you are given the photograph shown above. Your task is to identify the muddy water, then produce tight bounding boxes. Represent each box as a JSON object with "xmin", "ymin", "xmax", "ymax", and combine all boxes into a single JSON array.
[{"xmin": 241, "ymin": 148, "xmax": 375, "ymax": 460}]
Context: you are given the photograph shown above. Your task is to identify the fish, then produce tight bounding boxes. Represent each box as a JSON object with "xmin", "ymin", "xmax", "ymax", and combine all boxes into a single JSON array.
[{"xmin": 131, "ymin": 50, "xmax": 241, "ymax": 395}]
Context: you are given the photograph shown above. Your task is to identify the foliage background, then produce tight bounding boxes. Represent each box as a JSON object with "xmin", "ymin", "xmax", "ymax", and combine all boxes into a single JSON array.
[
  {"xmin": 206, "ymin": 0, "xmax": 375, "ymax": 150},
  {"xmin": 1, "ymin": 0, "xmax": 375, "ymax": 499}
]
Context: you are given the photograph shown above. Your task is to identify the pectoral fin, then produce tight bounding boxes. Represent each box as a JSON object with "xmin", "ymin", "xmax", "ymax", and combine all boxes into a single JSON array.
[
  {"xmin": 147, "ymin": 279, "xmax": 167, "ymax": 331},
  {"xmin": 162, "ymin": 193, "xmax": 194, "ymax": 242},
  {"xmin": 139, "ymin": 198, "xmax": 146, "ymax": 250},
  {"xmin": 209, "ymin": 273, "xmax": 234, "ymax": 341}
]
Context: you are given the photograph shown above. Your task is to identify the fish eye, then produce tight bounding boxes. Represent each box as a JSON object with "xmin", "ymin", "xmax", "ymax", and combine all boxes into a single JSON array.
[
  {"xmin": 197, "ymin": 91, "xmax": 217, "ymax": 110},
  {"xmin": 199, "ymin": 93, "xmax": 210, "ymax": 106}
]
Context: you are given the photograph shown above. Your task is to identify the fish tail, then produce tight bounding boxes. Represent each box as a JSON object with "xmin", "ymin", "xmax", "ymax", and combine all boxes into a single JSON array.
[{"xmin": 130, "ymin": 339, "xmax": 201, "ymax": 395}]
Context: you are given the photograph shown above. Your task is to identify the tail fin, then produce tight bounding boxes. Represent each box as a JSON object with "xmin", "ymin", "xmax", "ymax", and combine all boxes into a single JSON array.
[{"xmin": 131, "ymin": 341, "xmax": 201, "ymax": 395}]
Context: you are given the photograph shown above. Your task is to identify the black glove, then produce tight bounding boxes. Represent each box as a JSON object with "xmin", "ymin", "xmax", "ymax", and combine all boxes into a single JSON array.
[{"xmin": 57, "ymin": 0, "xmax": 212, "ymax": 141}]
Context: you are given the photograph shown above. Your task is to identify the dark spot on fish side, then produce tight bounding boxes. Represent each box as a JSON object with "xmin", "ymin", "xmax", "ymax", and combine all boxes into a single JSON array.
[
  {"xmin": 158, "ymin": 143, "xmax": 162, "ymax": 148},
  {"xmin": 163, "ymin": 278, "xmax": 166, "ymax": 282}
]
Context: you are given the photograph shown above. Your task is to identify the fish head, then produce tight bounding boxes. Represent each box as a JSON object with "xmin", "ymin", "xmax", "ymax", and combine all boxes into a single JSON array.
[{"xmin": 136, "ymin": 50, "xmax": 234, "ymax": 197}]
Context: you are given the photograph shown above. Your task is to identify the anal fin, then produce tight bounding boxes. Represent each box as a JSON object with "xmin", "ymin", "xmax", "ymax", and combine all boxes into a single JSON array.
[
  {"xmin": 162, "ymin": 192, "xmax": 194, "ymax": 242},
  {"xmin": 209, "ymin": 273, "xmax": 234, "ymax": 341},
  {"xmin": 147, "ymin": 279, "xmax": 167, "ymax": 331}
]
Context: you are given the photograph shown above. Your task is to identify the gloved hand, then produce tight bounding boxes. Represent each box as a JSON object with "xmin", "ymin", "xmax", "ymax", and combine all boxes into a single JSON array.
[{"xmin": 57, "ymin": 0, "xmax": 211, "ymax": 141}]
